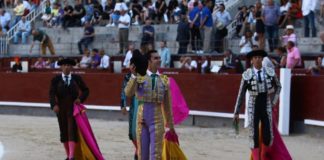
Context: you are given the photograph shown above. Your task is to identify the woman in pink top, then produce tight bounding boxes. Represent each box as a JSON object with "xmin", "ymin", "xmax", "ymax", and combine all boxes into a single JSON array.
[
  {"xmin": 281, "ymin": 25, "xmax": 297, "ymax": 46},
  {"xmin": 286, "ymin": 41, "xmax": 302, "ymax": 69}
]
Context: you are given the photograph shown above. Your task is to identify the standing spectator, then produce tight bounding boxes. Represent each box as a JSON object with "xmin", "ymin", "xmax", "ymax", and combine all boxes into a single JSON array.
[
  {"xmin": 154, "ymin": 0, "xmax": 167, "ymax": 24},
  {"xmin": 200, "ymin": 0, "xmax": 213, "ymax": 53},
  {"xmin": 98, "ymin": 49, "xmax": 110, "ymax": 69},
  {"xmin": 118, "ymin": 8, "xmax": 130, "ymax": 54},
  {"xmin": 281, "ymin": 25, "xmax": 296, "ymax": 46},
  {"xmin": 187, "ymin": 0, "xmax": 202, "ymax": 11},
  {"xmin": 286, "ymin": 41, "xmax": 302, "ymax": 69},
  {"xmin": 33, "ymin": 57, "xmax": 46, "ymax": 69},
  {"xmin": 91, "ymin": 48, "xmax": 101, "ymax": 68},
  {"xmin": 130, "ymin": 0, "xmax": 142, "ymax": 25},
  {"xmin": 239, "ymin": 30, "xmax": 257, "ymax": 54},
  {"xmin": 77, "ymin": 21, "xmax": 95, "ymax": 55},
  {"xmin": 179, "ymin": 0, "xmax": 188, "ymax": 15},
  {"xmin": 247, "ymin": 5, "xmax": 256, "ymax": 33},
  {"xmin": 13, "ymin": 16, "xmax": 31, "ymax": 44},
  {"xmin": 189, "ymin": 2, "xmax": 202, "ymax": 54},
  {"xmin": 123, "ymin": 44, "xmax": 134, "ymax": 67},
  {"xmin": 262, "ymin": 0, "xmax": 280, "ymax": 52},
  {"xmin": 255, "ymin": 1, "xmax": 265, "ymax": 49},
  {"xmin": 29, "ymin": 29, "xmax": 56, "ymax": 55},
  {"xmin": 141, "ymin": 18, "xmax": 154, "ymax": 47},
  {"xmin": 158, "ymin": 41, "xmax": 171, "ymax": 68},
  {"xmin": 213, "ymin": 3, "xmax": 231, "ymax": 53},
  {"xmin": 167, "ymin": 0, "xmax": 179, "ymax": 23},
  {"xmin": 12, "ymin": 0, "xmax": 25, "ymax": 27},
  {"xmin": 79, "ymin": 48, "xmax": 92, "ymax": 68},
  {"xmin": 176, "ymin": 14, "xmax": 190, "ymax": 54},
  {"xmin": 302, "ymin": 0, "xmax": 317, "ymax": 37},
  {"xmin": 320, "ymin": 32, "xmax": 324, "ymax": 52},
  {"xmin": 321, "ymin": 0, "xmax": 324, "ymax": 23},
  {"xmin": 234, "ymin": 6, "xmax": 249, "ymax": 37}
]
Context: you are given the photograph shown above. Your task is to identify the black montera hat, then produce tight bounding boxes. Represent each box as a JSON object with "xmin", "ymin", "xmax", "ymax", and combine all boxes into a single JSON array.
[
  {"xmin": 130, "ymin": 50, "xmax": 148, "ymax": 76},
  {"xmin": 57, "ymin": 58, "xmax": 76, "ymax": 66},
  {"xmin": 246, "ymin": 50, "xmax": 267, "ymax": 59}
]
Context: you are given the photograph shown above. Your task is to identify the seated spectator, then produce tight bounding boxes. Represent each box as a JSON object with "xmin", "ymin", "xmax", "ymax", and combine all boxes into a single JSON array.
[
  {"xmin": 98, "ymin": 49, "xmax": 110, "ymax": 69},
  {"xmin": 239, "ymin": 30, "xmax": 257, "ymax": 54},
  {"xmin": 92, "ymin": 2, "xmax": 104, "ymax": 25},
  {"xmin": 288, "ymin": 0, "xmax": 303, "ymax": 26},
  {"xmin": 12, "ymin": 0, "xmax": 26, "ymax": 27},
  {"xmin": 0, "ymin": 9, "xmax": 11, "ymax": 32},
  {"xmin": 278, "ymin": 0, "xmax": 291, "ymax": 27},
  {"xmin": 50, "ymin": 3, "xmax": 63, "ymax": 27},
  {"xmin": 158, "ymin": 41, "xmax": 171, "ymax": 68},
  {"xmin": 45, "ymin": 58, "xmax": 55, "ymax": 68},
  {"xmin": 220, "ymin": 49, "xmax": 244, "ymax": 73},
  {"xmin": 123, "ymin": 44, "xmax": 134, "ymax": 68},
  {"xmin": 33, "ymin": 57, "xmax": 46, "ymax": 69},
  {"xmin": 80, "ymin": 48, "xmax": 92, "ymax": 68},
  {"xmin": 281, "ymin": 25, "xmax": 296, "ymax": 46},
  {"xmin": 141, "ymin": 18, "xmax": 154, "ymax": 47},
  {"xmin": 73, "ymin": 0, "xmax": 86, "ymax": 26},
  {"xmin": 180, "ymin": 56, "xmax": 197, "ymax": 71},
  {"xmin": 142, "ymin": 0, "xmax": 155, "ymax": 21},
  {"xmin": 200, "ymin": 56, "xmax": 210, "ymax": 73},
  {"xmin": 154, "ymin": 0, "xmax": 167, "ymax": 24},
  {"xmin": 102, "ymin": 0, "xmax": 115, "ymax": 21},
  {"xmin": 13, "ymin": 16, "xmax": 31, "ymax": 44},
  {"xmin": 321, "ymin": 0, "xmax": 324, "ymax": 23},
  {"xmin": 309, "ymin": 56, "xmax": 324, "ymax": 76},
  {"xmin": 11, "ymin": 57, "xmax": 22, "ymax": 72},
  {"xmin": 167, "ymin": 0, "xmax": 179, "ymax": 23},
  {"xmin": 78, "ymin": 21, "xmax": 95, "ymax": 55},
  {"xmin": 106, "ymin": 0, "xmax": 127, "ymax": 27},
  {"xmin": 286, "ymin": 41, "xmax": 302, "ymax": 69},
  {"xmin": 41, "ymin": 0, "xmax": 52, "ymax": 27},
  {"xmin": 131, "ymin": 0, "xmax": 142, "ymax": 25},
  {"xmin": 91, "ymin": 48, "xmax": 101, "ymax": 68},
  {"xmin": 54, "ymin": 56, "xmax": 63, "ymax": 69},
  {"xmin": 273, "ymin": 47, "xmax": 287, "ymax": 68},
  {"xmin": 176, "ymin": 14, "xmax": 190, "ymax": 54},
  {"xmin": 62, "ymin": 1, "xmax": 74, "ymax": 29}
]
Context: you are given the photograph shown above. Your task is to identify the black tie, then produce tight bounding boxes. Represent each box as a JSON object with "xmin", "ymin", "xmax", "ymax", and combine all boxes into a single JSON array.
[
  {"xmin": 257, "ymin": 70, "xmax": 262, "ymax": 83},
  {"xmin": 65, "ymin": 76, "xmax": 69, "ymax": 86}
]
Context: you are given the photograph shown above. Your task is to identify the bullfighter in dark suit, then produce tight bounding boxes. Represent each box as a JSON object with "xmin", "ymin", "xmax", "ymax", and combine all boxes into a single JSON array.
[{"xmin": 49, "ymin": 58, "xmax": 89, "ymax": 160}]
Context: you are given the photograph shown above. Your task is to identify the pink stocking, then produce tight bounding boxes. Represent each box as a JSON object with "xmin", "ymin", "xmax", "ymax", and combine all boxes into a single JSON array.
[
  {"xmin": 68, "ymin": 141, "xmax": 76, "ymax": 158},
  {"xmin": 63, "ymin": 142, "xmax": 69, "ymax": 157}
]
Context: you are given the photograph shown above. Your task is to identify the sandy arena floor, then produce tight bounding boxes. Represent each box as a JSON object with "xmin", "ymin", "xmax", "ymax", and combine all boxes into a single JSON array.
[{"xmin": 0, "ymin": 115, "xmax": 323, "ymax": 160}]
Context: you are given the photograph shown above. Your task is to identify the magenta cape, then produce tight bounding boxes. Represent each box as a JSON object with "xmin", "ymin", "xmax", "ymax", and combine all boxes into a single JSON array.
[
  {"xmin": 266, "ymin": 107, "xmax": 292, "ymax": 160},
  {"xmin": 169, "ymin": 77, "xmax": 189, "ymax": 125},
  {"xmin": 73, "ymin": 104, "xmax": 105, "ymax": 160}
]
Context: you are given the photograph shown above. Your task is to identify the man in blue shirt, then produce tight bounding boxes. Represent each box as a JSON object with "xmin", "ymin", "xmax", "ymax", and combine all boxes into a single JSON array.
[
  {"xmin": 158, "ymin": 41, "xmax": 171, "ymax": 68},
  {"xmin": 262, "ymin": 0, "xmax": 280, "ymax": 52},
  {"xmin": 200, "ymin": 0, "xmax": 213, "ymax": 53},
  {"xmin": 189, "ymin": 2, "xmax": 202, "ymax": 54}
]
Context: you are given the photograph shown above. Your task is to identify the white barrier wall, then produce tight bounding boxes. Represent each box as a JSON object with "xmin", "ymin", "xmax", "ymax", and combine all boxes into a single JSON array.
[{"xmin": 279, "ymin": 68, "xmax": 292, "ymax": 135}]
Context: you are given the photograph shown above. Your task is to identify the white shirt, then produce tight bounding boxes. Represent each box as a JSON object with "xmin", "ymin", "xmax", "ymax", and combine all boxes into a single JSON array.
[
  {"xmin": 262, "ymin": 57, "xmax": 275, "ymax": 69},
  {"xmin": 23, "ymin": 0, "xmax": 32, "ymax": 10},
  {"xmin": 302, "ymin": 0, "xmax": 317, "ymax": 16},
  {"xmin": 280, "ymin": 2, "xmax": 291, "ymax": 13},
  {"xmin": 61, "ymin": 73, "xmax": 72, "ymax": 85},
  {"xmin": 17, "ymin": 20, "xmax": 31, "ymax": 32},
  {"xmin": 147, "ymin": 70, "xmax": 160, "ymax": 76},
  {"xmin": 54, "ymin": 61, "xmax": 60, "ymax": 69},
  {"xmin": 322, "ymin": 58, "xmax": 324, "ymax": 67},
  {"xmin": 213, "ymin": 10, "xmax": 232, "ymax": 26},
  {"xmin": 99, "ymin": 55, "xmax": 110, "ymax": 69},
  {"xmin": 80, "ymin": 56, "xmax": 92, "ymax": 68},
  {"xmin": 114, "ymin": 2, "xmax": 128, "ymax": 11},
  {"xmin": 253, "ymin": 67, "xmax": 264, "ymax": 81},
  {"xmin": 239, "ymin": 36, "xmax": 257, "ymax": 54},
  {"xmin": 118, "ymin": 13, "xmax": 130, "ymax": 29},
  {"xmin": 123, "ymin": 50, "xmax": 133, "ymax": 67}
]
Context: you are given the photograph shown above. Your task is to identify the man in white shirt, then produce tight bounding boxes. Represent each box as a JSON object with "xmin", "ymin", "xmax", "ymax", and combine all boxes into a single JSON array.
[
  {"xmin": 302, "ymin": 0, "xmax": 317, "ymax": 37},
  {"xmin": 118, "ymin": 8, "xmax": 130, "ymax": 54},
  {"xmin": 13, "ymin": 16, "xmax": 31, "ymax": 44},
  {"xmin": 320, "ymin": 31, "xmax": 324, "ymax": 52},
  {"xmin": 0, "ymin": 9, "xmax": 11, "ymax": 32},
  {"xmin": 213, "ymin": 3, "xmax": 232, "ymax": 53},
  {"xmin": 98, "ymin": 50, "xmax": 110, "ymax": 69},
  {"xmin": 123, "ymin": 44, "xmax": 134, "ymax": 67}
]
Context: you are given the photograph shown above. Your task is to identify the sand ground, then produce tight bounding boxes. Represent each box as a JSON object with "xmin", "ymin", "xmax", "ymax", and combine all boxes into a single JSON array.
[{"xmin": 0, "ymin": 115, "xmax": 323, "ymax": 160}]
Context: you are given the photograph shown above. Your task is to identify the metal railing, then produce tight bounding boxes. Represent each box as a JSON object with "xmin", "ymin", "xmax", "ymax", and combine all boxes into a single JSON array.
[{"xmin": 0, "ymin": 0, "xmax": 46, "ymax": 55}]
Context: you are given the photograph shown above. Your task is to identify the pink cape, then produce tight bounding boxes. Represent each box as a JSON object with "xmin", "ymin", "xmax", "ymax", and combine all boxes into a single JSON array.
[
  {"xmin": 265, "ymin": 107, "xmax": 292, "ymax": 160},
  {"xmin": 169, "ymin": 77, "xmax": 189, "ymax": 125},
  {"xmin": 73, "ymin": 104, "xmax": 105, "ymax": 160}
]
